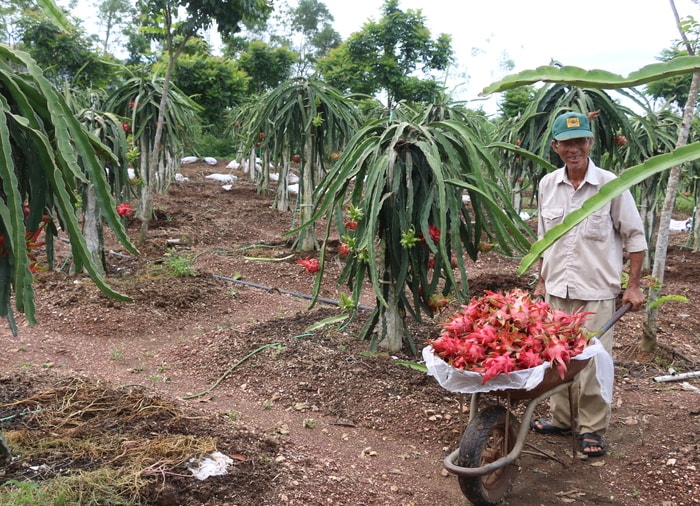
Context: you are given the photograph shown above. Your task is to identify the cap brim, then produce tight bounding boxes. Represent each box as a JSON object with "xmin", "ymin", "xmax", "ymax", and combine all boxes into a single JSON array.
[{"xmin": 554, "ymin": 129, "xmax": 594, "ymax": 141}]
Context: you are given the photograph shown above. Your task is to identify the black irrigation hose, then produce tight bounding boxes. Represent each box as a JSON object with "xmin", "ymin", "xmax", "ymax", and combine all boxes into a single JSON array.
[
  {"xmin": 105, "ymin": 247, "xmax": 374, "ymax": 311},
  {"xmin": 43, "ymin": 240, "xmax": 376, "ymax": 314},
  {"xmin": 211, "ymin": 273, "xmax": 374, "ymax": 311}
]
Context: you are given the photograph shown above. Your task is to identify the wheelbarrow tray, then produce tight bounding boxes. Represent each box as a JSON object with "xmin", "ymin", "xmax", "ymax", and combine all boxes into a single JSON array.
[
  {"xmin": 422, "ymin": 345, "xmax": 604, "ymax": 400},
  {"xmin": 491, "ymin": 357, "xmax": 589, "ymax": 400}
]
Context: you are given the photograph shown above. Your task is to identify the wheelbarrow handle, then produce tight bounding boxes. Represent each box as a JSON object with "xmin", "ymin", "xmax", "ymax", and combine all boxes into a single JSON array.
[{"xmin": 598, "ymin": 302, "xmax": 632, "ymax": 335}]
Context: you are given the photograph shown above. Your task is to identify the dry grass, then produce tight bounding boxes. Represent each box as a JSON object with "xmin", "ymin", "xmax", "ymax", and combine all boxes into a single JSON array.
[{"xmin": 1, "ymin": 377, "xmax": 219, "ymax": 505}]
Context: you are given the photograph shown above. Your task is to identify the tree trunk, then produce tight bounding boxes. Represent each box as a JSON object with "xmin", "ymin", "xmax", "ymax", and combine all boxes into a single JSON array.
[
  {"xmin": 140, "ymin": 7, "xmax": 188, "ymax": 244},
  {"xmin": 294, "ymin": 136, "xmax": 318, "ymax": 251},
  {"xmin": 639, "ymin": 191, "xmax": 656, "ymax": 271},
  {"xmin": 642, "ymin": 71, "xmax": 700, "ymax": 351},
  {"xmin": 274, "ymin": 152, "xmax": 290, "ymax": 211},
  {"xmin": 512, "ymin": 179, "xmax": 522, "ymax": 214},
  {"xmin": 376, "ymin": 285, "xmax": 406, "ymax": 352},
  {"xmin": 691, "ymin": 202, "xmax": 700, "ymax": 252},
  {"xmin": 82, "ymin": 185, "xmax": 105, "ymax": 276},
  {"xmin": 248, "ymin": 146, "xmax": 257, "ymax": 183},
  {"xmin": 374, "ymin": 240, "xmax": 408, "ymax": 352},
  {"xmin": 259, "ymin": 149, "xmax": 270, "ymax": 194}
]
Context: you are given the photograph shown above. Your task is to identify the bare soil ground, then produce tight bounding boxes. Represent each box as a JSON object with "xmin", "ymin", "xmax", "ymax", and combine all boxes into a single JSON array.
[{"xmin": 1, "ymin": 161, "xmax": 699, "ymax": 506}]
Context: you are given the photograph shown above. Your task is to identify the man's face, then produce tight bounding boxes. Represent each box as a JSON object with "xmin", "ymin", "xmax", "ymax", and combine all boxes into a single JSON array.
[{"xmin": 551, "ymin": 137, "xmax": 593, "ymax": 172}]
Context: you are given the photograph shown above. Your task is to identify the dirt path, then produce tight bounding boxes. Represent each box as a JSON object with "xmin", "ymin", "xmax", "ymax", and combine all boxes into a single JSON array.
[{"xmin": 2, "ymin": 161, "xmax": 699, "ymax": 505}]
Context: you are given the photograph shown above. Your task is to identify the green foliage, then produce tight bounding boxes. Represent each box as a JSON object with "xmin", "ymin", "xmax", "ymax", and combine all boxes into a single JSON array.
[
  {"xmin": 316, "ymin": 0, "xmax": 453, "ymax": 108},
  {"xmin": 96, "ymin": 0, "xmax": 134, "ymax": 54},
  {"xmin": 301, "ymin": 110, "xmax": 532, "ymax": 349},
  {"xmin": 0, "ymin": 43, "xmax": 136, "ymax": 335},
  {"xmin": 237, "ymin": 40, "xmax": 296, "ymax": 94},
  {"xmin": 481, "ymin": 56, "xmax": 700, "ymax": 95},
  {"xmin": 106, "ymin": 74, "xmax": 201, "ymax": 194},
  {"xmin": 498, "ymin": 86, "xmax": 536, "ymax": 119},
  {"xmin": 74, "ymin": 96, "xmax": 133, "ymax": 206},
  {"xmin": 161, "ymin": 250, "xmax": 197, "ymax": 277},
  {"xmin": 193, "ymin": 131, "xmax": 238, "ymax": 158},
  {"xmin": 286, "ymin": 0, "xmax": 342, "ymax": 75},
  {"xmin": 645, "ymin": 48, "xmax": 697, "ymax": 109},
  {"xmin": 15, "ymin": 10, "xmax": 118, "ymax": 89},
  {"xmin": 648, "ymin": 294, "xmax": 689, "ymax": 310},
  {"xmin": 172, "ymin": 52, "xmax": 249, "ymax": 128},
  {"xmin": 134, "ymin": 0, "xmax": 272, "ymax": 42},
  {"xmin": 675, "ymin": 192, "xmax": 695, "ymax": 214},
  {"xmin": 241, "ymin": 77, "xmax": 360, "ymax": 250},
  {"xmin": 0, "ymin": 480, "xmax": 65, "ymax": 505},
  {"xmin": 646, "ymin": 15, "xmax": 700, "ymax": 109}
]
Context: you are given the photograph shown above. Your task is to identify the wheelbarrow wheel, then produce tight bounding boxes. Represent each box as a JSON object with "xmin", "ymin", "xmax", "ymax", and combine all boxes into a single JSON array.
[{"xmin": 457, "ymin": 405, "xmax": 519, "ymax": 506}]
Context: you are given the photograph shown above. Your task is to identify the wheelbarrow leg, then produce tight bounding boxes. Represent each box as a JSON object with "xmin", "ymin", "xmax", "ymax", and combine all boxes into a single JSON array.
[
  {"xmin": 469, "ymin": 392, "xmax": 480, "ymax": 422},
  {"xmin": 569, "ymin": 383, "xmax": 578, "ymax": 460}
]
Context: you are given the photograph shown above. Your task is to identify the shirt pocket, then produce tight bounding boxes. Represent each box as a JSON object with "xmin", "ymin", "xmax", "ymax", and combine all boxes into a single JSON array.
[
  {"xmin": 541, "ymin": 207, "xmax": 564, "ymax": 227},
  {"xmin": 583, "ymin": 209, "xmax": 611, "ymax": 242}
]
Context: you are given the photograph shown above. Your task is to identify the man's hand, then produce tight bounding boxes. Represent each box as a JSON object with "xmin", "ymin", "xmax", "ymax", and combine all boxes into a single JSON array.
[
  {"xmin": 622, "ymin": 286, "xmax": 645, "ymax": 311},
  {"xmin": 623, "ymin": 251, "xmax": 645, "ymax": 311}
]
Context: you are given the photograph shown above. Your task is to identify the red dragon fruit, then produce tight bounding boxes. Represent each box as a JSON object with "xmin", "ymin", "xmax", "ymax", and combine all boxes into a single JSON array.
[{"xmin": 427, "ymin": 289, "xmax": 593, "ymax": 384}]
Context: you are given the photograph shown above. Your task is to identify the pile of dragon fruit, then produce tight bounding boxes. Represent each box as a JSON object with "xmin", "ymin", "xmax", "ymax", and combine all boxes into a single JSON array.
[{"xmin": 427, "ymin": 289, "xmax": 593, "ymax": 384}]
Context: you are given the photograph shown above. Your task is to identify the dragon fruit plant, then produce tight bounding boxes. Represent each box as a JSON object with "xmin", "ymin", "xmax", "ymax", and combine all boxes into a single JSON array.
[{"xmin": 427, "ymin": 289, "xmax": 593, "ymax": 383}]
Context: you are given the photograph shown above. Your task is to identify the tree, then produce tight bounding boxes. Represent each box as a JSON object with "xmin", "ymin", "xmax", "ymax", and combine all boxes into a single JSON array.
[
  {"xmin": 243, "ymin": 78, "xmax": 360, "ymax": 251},
  {"xmin": 286, "ymin": 0, "xmax": 341, "ymax": 76},
  {"xmin": 171, "ymin": 44, "xmax": 250, "ymax": 130},
  {"xmin": 106, "ymin": 73, "xmax": 201, "ymax": 218},
  {"xmin": 498, "ymin": 86, "xmax": 536, "ymax": 119},
  {"xmin": 299, "ymin": 104, "xmax": 532, "ymax": 352},
  {"xmin": 643, "ymin": 0, "xmax": 700, "ymax": 352},
  {"xmin": 0, "ymin": 43, "xmax": 137, "ymax": 336},
  {"xmin": 0, "ymin": 0, "xmax": 34, "ymax": 45},
  {"xmin": 646, "ymin": 46, "xmax": 697, "ymax": 109},
  {"xmin": 95, "ymin": 0, "xmax": 132, "ymax": 55},
  {"xmin": 236, "ymin": 39, "xmax": 296, "ymax": 94},
  {"xmin": 316, "ymin": 0, "xmax": 453, "ymax": 110},
  {"xmin": 73, "ymin": 92, "xmax": 134, "ymax": 275},
  {"xmin": 15, "ymin": 8, "xmax": 117, "ymax": 88}
]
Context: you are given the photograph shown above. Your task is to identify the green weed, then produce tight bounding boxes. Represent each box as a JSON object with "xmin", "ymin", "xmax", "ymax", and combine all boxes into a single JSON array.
[
  {"xmin": 161, "ymin": 250, "xmax": 197, "ymax": 277},
  {"xmin": 0, "ymin": 480, "xmax": 65, "ymax": 506}
]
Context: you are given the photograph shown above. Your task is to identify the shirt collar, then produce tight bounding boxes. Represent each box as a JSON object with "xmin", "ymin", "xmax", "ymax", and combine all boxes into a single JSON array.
[{"xmin": 556, "ymin": 159, "xmax": 602, "ymax": 187}]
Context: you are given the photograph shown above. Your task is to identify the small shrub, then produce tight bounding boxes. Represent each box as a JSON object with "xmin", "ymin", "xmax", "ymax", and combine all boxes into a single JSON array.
[{"xmin": 161, "ymin": 250, "xmax": 197, "ymax": 277}]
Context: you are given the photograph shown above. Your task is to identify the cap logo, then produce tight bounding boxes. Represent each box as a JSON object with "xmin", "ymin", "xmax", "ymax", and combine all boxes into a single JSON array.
[{"xmin": 566, "ymin": 118, "xmax": 580, "ymax": 128}]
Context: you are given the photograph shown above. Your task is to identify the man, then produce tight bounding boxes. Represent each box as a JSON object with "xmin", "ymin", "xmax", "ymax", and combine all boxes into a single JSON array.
[{"xmin": 531, "ymin": 111, "xmax": 647, "ymax": 457}]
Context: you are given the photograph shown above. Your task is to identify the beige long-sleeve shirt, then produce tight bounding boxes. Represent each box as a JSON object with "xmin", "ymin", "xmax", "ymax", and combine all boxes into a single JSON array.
[{"xmin": 537, "ymin": 159, "xmax": 648, "ymax": 301}]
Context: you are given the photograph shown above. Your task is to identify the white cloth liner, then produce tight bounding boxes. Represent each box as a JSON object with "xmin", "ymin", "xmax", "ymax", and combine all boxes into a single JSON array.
[{"xmin": 422, "ymin": 337, "xmax": 614, "ymax": 404}]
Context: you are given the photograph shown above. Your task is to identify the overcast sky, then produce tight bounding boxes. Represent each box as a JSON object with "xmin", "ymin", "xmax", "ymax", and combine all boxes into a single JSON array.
[{"xmin": 317, "ymin": 0, "xmax": 698, "ymax": 112}]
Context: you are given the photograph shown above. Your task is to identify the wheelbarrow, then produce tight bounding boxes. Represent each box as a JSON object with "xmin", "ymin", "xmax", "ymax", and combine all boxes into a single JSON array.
[{"xmin": 440, "ymin": 302, "xmax": 631, "ymax": 506}]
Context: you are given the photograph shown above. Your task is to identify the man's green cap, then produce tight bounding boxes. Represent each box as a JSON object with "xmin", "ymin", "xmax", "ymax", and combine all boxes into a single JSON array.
[{"xmin": 552, "ymin": 112, "xmax": 594, "ymax": 140}]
